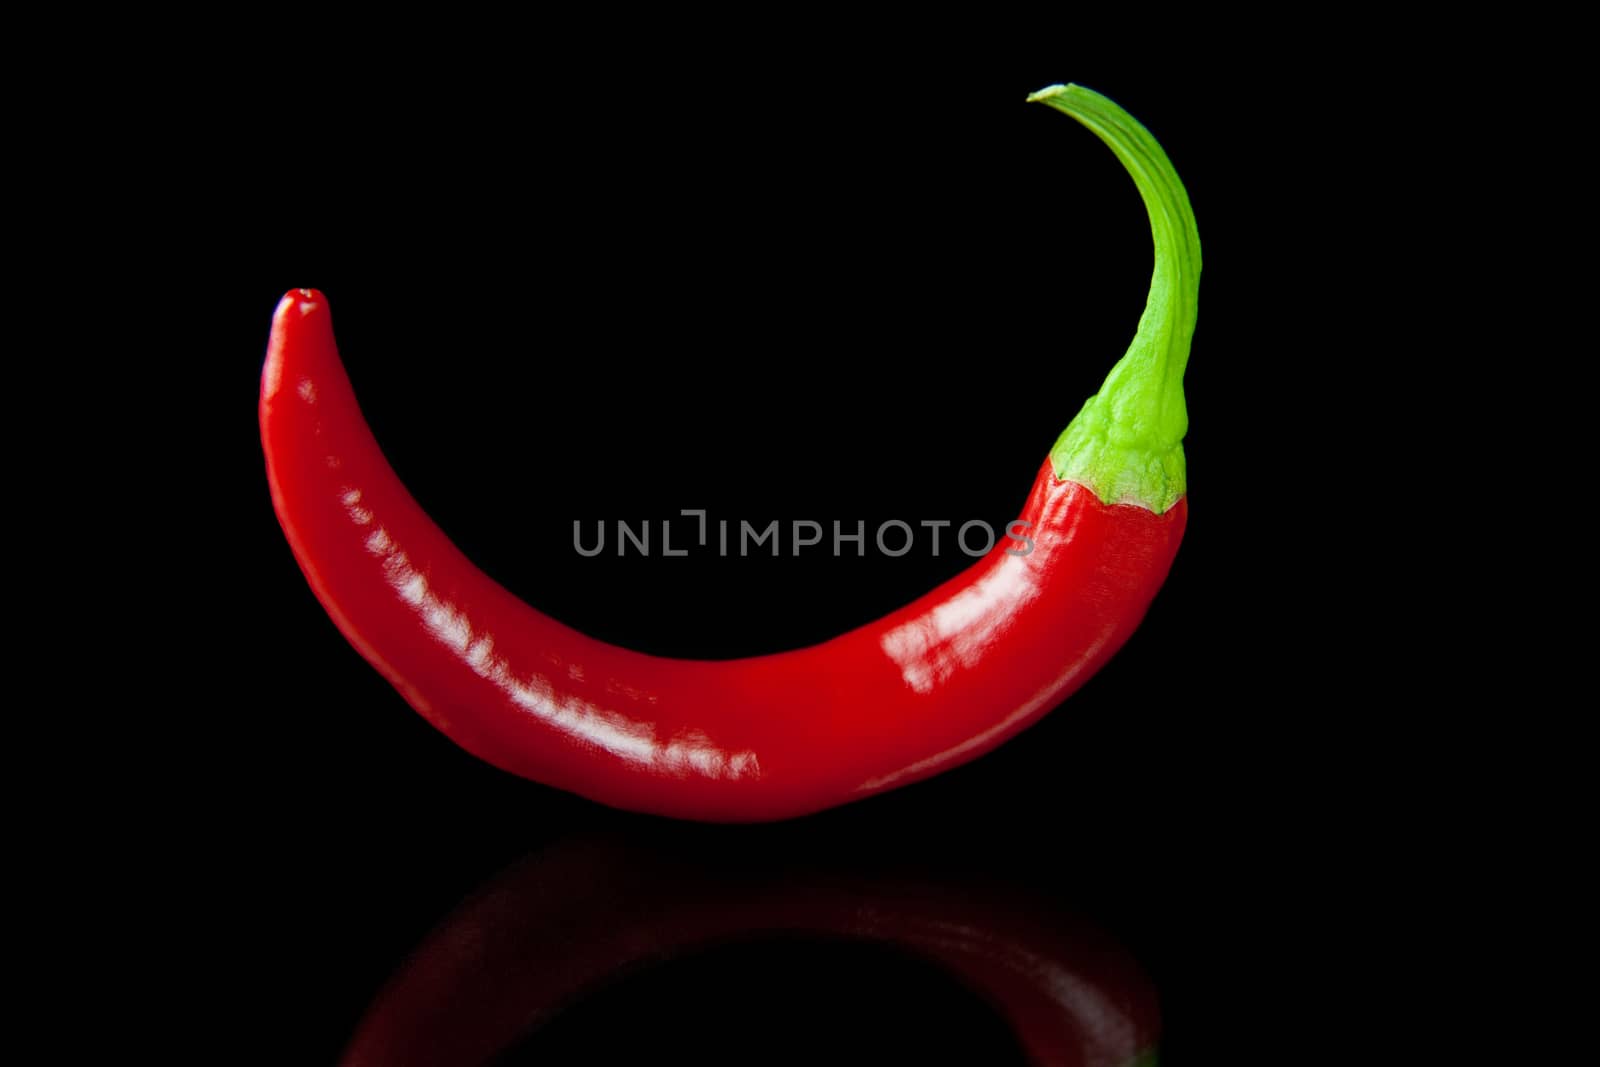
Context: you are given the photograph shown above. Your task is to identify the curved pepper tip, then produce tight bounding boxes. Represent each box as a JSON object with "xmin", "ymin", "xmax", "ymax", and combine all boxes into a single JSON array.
[
  {"xmin": 264, "ymin": 289, "xmax": 332, "ymax": 403},
  {"xmin": 275, "ymin": 288, "xmax": 326, "ymax": 319}
]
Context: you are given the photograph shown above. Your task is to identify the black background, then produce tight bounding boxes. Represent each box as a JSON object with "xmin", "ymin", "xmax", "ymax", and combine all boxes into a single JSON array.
[{"xmin": 106, "ymin": 37, "xmax": 1372, "ymax": 1065}]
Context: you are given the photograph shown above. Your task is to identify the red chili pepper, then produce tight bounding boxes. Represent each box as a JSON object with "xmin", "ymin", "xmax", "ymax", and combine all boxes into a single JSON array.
[
  {"xmin": 261, "ymin": 84, "xmax": 1199, "ymax": 822},
  {"xmin": 340, "ymin": 838, "xmax": 1161, "ymax": 1065}
]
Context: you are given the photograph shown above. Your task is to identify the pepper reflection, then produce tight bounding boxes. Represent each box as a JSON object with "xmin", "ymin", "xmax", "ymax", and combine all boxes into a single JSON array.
[{"xmin": 340, "ymin": 835, "xmax": 1160, "ymax": 1066}]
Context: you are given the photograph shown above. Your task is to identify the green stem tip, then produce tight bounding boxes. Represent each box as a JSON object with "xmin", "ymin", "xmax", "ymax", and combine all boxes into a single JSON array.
[{"xmin": 1028, "ymin": 84, "xmax": 1200, "ymax": 514}]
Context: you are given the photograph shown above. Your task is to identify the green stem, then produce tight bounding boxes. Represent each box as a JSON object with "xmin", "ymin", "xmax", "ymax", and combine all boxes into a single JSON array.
[{"xmin": 1028, "ymin": 84, "xmax": 1201, "ymax": 514}]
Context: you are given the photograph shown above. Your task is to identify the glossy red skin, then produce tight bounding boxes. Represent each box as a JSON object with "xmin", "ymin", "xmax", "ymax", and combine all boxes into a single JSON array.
[
  {"xmin": 341, "ymin": 839, "xmax": 1162, "ymax": 1066},
  {"xmin": 262, "ymin": 289, "xmax": 1186, "ymax": 822}
]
